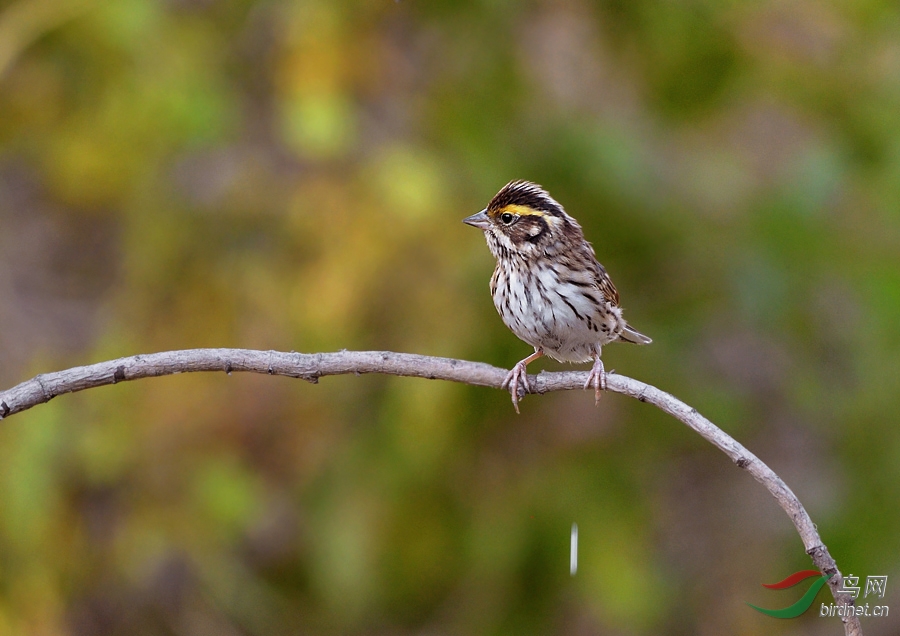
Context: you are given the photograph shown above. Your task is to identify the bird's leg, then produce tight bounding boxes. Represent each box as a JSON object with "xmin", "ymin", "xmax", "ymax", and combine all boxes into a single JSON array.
[
  {"xmin": 501, "ymin": 348, "xmax": 543, "ymax": 414},
  {"xmin": 584, "ymin": 346, "xmax": 606, "ymax": 405}
]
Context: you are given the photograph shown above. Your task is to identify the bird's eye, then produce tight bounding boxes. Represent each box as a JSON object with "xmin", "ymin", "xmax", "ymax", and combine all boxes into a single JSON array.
[{"xmin": 500, "ymin": 212, "xmax": 515, "ymax": 225}]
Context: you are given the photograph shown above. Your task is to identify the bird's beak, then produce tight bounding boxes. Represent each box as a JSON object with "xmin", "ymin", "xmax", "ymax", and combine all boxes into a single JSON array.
[{"xmin": 463, "ymin": 209, "xmax": 491, "ymax": 230}]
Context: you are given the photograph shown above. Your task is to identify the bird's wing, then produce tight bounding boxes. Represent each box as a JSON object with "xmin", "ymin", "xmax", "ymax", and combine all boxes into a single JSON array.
[{"xmin": 594, "ymin": 262, "xmax": 620, "ymax": 306}]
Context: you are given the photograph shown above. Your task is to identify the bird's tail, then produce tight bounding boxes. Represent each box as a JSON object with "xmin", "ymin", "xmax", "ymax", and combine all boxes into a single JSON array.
[{"xmin": 619, "ymin": 323, "xmax": 652, "ymax": 345}]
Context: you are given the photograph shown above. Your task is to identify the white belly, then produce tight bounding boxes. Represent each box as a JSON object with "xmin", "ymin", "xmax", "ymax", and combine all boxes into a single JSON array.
[{"xmin": 492, "ymin": 263, "xmax": 624, "ymax": 363}]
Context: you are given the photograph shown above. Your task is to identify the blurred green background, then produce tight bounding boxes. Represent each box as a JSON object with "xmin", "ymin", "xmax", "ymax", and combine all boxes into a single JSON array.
[{"xmin": 1, "ymin": 0, "xmax": 898, "ymax": 634}]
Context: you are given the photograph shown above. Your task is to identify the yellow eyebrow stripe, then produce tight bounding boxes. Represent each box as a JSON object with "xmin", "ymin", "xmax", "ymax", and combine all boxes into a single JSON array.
[{"xmin": 496, "ymin": 204, "xmax": 548, "ymax": 217}]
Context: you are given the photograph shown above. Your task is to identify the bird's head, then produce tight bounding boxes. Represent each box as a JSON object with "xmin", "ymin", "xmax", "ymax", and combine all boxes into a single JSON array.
[{"xmin": 463, "ymin": 180, "xmax": 583, "ymax": 259}]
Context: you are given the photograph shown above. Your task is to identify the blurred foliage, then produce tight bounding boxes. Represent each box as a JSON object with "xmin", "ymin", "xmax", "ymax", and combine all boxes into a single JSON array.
[{"xmin": 1, "ymin": 0, "xmax": 899, "ymax": 634}]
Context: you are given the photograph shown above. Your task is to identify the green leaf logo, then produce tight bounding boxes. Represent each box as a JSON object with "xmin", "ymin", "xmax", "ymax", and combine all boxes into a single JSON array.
[{"xmin": 747, "ymin": 570, "xmax": 834, "ymax": 619}]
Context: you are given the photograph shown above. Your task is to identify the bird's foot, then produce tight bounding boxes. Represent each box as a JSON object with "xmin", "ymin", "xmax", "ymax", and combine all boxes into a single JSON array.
[
  {"xmin": 501, "ymin": 360, "xmax": 532, "ymax": 414},
  {"xmin": 500, "ymin": 349, "xmax": 543, "ymax": 413},
  {"xmin": 584, "ymin": 357, "xmax": 606, "ymax": 405}
]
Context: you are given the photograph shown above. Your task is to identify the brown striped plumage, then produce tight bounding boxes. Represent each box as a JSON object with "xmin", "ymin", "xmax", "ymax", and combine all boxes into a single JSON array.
[{"xmin": 464, "ymin": 180, "xmax": 651, "ymax": 412}]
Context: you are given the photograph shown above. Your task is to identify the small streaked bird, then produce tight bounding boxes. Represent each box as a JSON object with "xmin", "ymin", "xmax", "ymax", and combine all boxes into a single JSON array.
[{"xmin": 464, "ymin": 180, "xmax": 651, "ymax": 412}]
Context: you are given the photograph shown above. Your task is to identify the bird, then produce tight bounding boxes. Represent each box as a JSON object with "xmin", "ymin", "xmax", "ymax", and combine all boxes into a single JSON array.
[{"xmin": 463, "ymin": 180, "xmax": 651, "ymax": 412}]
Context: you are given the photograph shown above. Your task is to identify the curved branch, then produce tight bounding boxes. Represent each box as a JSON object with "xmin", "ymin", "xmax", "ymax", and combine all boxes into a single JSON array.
[{"xmin": 0, "ymin": 348, "xmax": 861, "ymax": 635}]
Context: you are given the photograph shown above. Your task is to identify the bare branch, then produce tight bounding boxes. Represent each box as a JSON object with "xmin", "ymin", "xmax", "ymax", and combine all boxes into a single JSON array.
[{"xmin": 0, "ymin": 348, "xmax": 861, "ymax": 635}]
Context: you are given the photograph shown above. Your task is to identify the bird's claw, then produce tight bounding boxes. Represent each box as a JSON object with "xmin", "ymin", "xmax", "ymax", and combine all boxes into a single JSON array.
[
  {"xmin": 501, "ymin": 361, "xmax": 531, "ymax": 414},
  {"xmin": 584, "ymin": 357, "xmax": 606, "ymax": 405}
]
